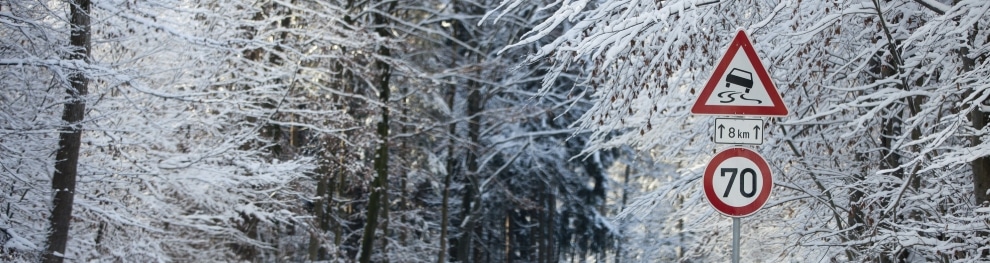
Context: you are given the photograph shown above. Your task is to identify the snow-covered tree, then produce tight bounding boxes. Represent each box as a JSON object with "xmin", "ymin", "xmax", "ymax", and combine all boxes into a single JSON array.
[
  {"xmin": 1, "ymin": 0, "xmax": 386, "ymax": 261},
  {"xmin": 493, "ymin": 0, "xmax": 990, "ymax": 261},
  {"xmin": 1, "ymin": 0, "xmax": 653, "ymax": 262}
]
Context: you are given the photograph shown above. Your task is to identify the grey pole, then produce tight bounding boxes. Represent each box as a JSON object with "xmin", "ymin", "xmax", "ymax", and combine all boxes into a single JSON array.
[{"xmin": 732, "ymin": 217, "xmax": 740, "ymax": 263}]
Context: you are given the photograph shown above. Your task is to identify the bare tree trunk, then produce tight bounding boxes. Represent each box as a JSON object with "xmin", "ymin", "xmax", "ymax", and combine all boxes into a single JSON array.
[
  {"xmin": 358, "ymin": 6, "xmax": 394, "ymax": 261},
  {"xmin": 437, "ymin": 161, "xmax": 454, "ymax": 263},
  {"xmin": 538, "ymin": 185, "xmax": 548, "ymax": 263},
  {"xmin": 962, "ymin": 21, "xmax": 990, "ymax": 205},
  {"xmin": 456, "ymin": 82, "xmax": 482, "ymax": 262},
  {"xmin": 43, "ymin": 1, "xmax": 90, "ymax": 262},
  {"xmin": 548, "ymin": 191, "xmax": 557, "ymax": 263},
  {"xmin": 334, "ymin": 157, "xmax": 346, "ymax": 249},
  {"xmin": 449, "ymin": 7, "xmax": 483, "ymax": 261},
  {"xmin": 309, "ymin": 162, "xmax": 334, "ymax": 260},
  {"xmin": 357, "ymin": 61, "xmax": 390, "ymax": 263},
  {"xmin": 960, "ymin": 17, "xmax": 990, "ymax": 260},
  {"xmin": 616, "ymin": 165, "xmax": 630, "ymax": 263},
  {"xmin": 438, "ymin": 79, "xmax": 458, "ymax": 263},
  {"xmin": 970, "ymin": 109, "xmax": 990, "ymax": 205},
  {"xmin": 871, "ymin": 3, "xmax": 914, "ymax": 261},
  {"xmin": 505, "ymin": 212, "xmax": 512, "ymax": 263},
  {"xmin": 358, "ymin": 51, "xmax": 392, "ymax": 263}
]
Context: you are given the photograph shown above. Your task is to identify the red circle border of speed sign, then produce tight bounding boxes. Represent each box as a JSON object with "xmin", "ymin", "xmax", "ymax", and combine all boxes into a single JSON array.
[{"xmin": 703, "ymin": 147, "xmax": 773, "ymax": 217}]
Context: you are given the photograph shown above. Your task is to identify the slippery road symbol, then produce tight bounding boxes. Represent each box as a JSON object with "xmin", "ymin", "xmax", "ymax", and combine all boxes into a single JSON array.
[{"xmin": 717, "ymin": 68, "xmax": 762, "ymax": 104}]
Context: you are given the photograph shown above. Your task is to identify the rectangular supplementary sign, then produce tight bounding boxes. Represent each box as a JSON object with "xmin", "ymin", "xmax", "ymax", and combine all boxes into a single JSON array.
[{"xmin": 713, "ymin": 118, "xmax": 763, "ymax": 145}]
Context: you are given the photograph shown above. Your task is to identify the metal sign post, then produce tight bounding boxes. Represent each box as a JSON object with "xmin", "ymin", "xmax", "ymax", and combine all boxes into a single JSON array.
[{"xmin": 732, "ymin": 218, "xmax": 740, "ymax": 263}]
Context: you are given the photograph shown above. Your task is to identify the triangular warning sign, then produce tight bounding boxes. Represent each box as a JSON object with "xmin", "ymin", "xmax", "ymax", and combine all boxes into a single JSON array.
[{"xmin": 691, "ymin": 30, "xmax": 788, "ymax": 117}]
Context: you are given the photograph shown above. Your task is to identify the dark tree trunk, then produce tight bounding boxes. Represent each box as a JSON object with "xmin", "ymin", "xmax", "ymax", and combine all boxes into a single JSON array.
[
  {"xmin": 970, "ymin": 108, "xmax": 990, "ymax": 205},
  {"xmin": 616, "ymin": 165, "xmax": 630, "ymax": 263},
  {"xmin": 358, "ymin": 6, "xmax": 394, "ymax": 262},
  {"xmin": 43, "ymin": 1, "xmax": 90, "ymax": 262},
  {"xmin": 309, "ymin": 162, "xmax": 334, "ymax": 260},
  {"xmin": 438, "ymin": 80, "xmax": 458, "ymax": 263},
  {"xmin": 455, "ymin": 82, "xmax": 482, "ymax": 262},
  {"xmin": 451, "ymin": 3, "xmax": 483, "ymax": 259},
  {"xmin": 963, "ymin": 21, "xmax": 990, "ymax": 206}
]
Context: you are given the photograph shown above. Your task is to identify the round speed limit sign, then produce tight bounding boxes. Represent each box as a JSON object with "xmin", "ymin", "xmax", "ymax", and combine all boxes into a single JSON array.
[{"xmin": 703, "ymin": 147, "xmax": 773, "ymax": 217}]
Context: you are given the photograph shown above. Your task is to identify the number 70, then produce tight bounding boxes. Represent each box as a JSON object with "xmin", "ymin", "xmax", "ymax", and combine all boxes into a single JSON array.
[{"xmin": 720, "ymin": 168, "xmax": 757, "ymax": 198}]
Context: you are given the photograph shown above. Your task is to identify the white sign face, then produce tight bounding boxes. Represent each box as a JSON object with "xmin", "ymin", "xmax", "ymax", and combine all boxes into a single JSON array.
[
  {"xmin": 701, "ymin": 52, "xmax": 774, "ymax": 107},
  {"xmin": 714, "ymin": 118, "xmax": 763, "ymax": 145},
  {"xmin": 703, "ymin": 147, "xmax": 773, "ymax": 217},
  {"xmin": 710, "ymin": 157, "xmax": 766, "ymax": 207}
]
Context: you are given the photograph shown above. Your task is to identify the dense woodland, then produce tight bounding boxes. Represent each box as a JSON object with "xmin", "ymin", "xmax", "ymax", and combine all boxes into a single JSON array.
[{"xmin": 1, "ymin": 0, "xmax": 989, "ymax": 262}]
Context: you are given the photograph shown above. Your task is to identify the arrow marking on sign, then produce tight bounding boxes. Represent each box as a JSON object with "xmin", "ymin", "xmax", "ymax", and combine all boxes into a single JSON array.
[{"xmin": 714, "ymin": 118, "xmax": 764, "ymax": 145}]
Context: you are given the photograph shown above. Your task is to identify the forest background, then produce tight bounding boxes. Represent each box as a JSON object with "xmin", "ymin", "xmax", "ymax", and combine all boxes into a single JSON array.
[{"xmin": 2, "ymin": 0, "xmax": 989, "ymax": 262}]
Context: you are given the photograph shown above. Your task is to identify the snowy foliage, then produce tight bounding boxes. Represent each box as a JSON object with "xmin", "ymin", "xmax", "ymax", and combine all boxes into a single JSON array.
[
  {"xmin": 11, "ymin": 0, "xmax": 986, "ymax": 261},
  {"xmin": 1, "ymin": 0, "xmax": 383, "ymax": 261},
  {"xmin": 2, "ymin": 0, "xmax": 623, "ymax": 262},
  {"xmin": 493, "ymin": 0, "xmax": 990, "ymax": 261}
]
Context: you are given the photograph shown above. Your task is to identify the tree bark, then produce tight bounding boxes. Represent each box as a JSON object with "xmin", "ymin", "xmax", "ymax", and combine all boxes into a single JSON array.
[
  {"xmin": 963, "ymin": 21, "xmax": 990, "ymax": 206},
  {"xmin": 358, "ymin": 7, "xmax": 394, "ymax": 262},
  {"xmin": 309, "ymin": 164, "xmax": 332, "ymax": 260},
  {"xmin": 548, "ymin": 191, "xmax": 557, "ymax": 262},
  {"xmin": 616, "ymin": 165, "xmax": 630, "ymax": 263},
  {"xmin": 43, "ymin": 1, "xmax": 90, "ymax": 262},
  {"xmin": 438, "ymin": 161, "xmax": 454, "ymax": 263},
  {"xmin": 438, "ymin": 81, "xmax": 458, "ymax": 263},
  {"xmin": 455, "ymin": 82, "xmax": 482, "ymax": 262},
  {"xmin": 450, "ymin": 1, "xmax": 483, "ymax": 259},
  {"xmin": 970, "ymin": 108, "xmax": 990, "ymax": 205}
]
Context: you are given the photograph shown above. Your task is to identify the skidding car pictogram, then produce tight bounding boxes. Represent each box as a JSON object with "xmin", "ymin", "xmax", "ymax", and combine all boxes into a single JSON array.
[{"xmin": 725, "ymin": 68, "xmax": 753, "ymax": 93}]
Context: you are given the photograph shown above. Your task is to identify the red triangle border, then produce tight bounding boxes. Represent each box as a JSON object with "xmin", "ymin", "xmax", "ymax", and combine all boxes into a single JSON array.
[{"xmin": 690, "ymin": 30, "xmax": 788, "ymax": 117}]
